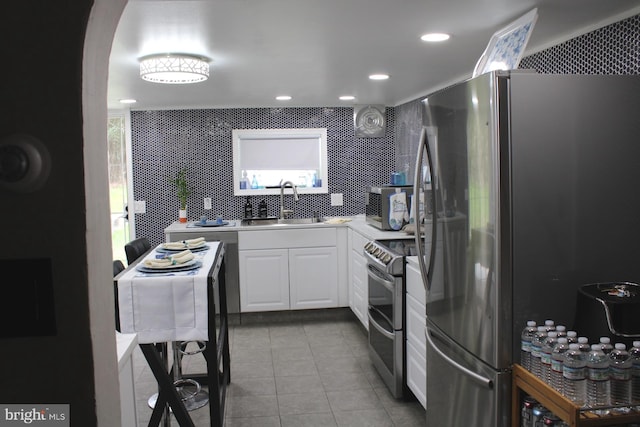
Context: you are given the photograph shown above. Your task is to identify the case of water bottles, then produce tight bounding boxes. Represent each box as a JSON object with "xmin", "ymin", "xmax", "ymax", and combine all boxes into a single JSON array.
[{"xmin": 516, "ymin": 319, "xmax": 640, "ymax": 426}]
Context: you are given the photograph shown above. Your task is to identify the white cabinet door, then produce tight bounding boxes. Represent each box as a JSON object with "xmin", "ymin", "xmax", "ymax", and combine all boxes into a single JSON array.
[
  {"xmin": 351, "ymin": 250, "xmax": 368, "ymax": 328},
  {"xmin": 406, "ymin": 259, "xmax": 427, "ymax": 409},
  {"xmin": 289, "ymin": 247, "xmax": 338, "ymax": 309},
  {"xmin": 239, "ymin": 249, "xmax": 289, "ymax": 312},
  {"xmin": 406, "ymin": 340, "xmax": 427, "ymax": 409},
  {"xmin": 348, "ymin": 229, "xmax": 369, "ymax": 329}
]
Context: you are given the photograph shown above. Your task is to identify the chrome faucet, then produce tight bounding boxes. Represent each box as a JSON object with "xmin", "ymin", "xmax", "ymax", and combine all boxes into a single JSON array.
[{"xmin": 279, "ymin": 180, "xmax": 299, "ymax": 219}]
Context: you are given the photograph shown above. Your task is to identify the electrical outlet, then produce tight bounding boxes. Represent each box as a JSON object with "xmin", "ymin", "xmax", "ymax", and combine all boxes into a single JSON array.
[
  {"xmin": 204, "ymin": 197, "xmax": 212, "ymax": 210},
  {"xmin": 134, "ymin": 200, "xmax": 146, "ymax": 214},
  {"xmin": 330, "ymin": 193, "xmax": 344, "ymax": 206}
]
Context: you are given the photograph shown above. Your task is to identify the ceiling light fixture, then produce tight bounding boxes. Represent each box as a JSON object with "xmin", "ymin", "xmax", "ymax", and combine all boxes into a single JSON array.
[
  {"xmin": 275, "ymin": 95, "xmax": 292, "ymax": 101},
  {"xmin": 339, "ymin": 95, "xmax": 355, "ymax": 101},
  {"xmin": 420, "ymin": 33, "xmax": 451, "ymax": 42},
  {"xmin": 119, "ymin": 98, "xmax": 137, "ymax": 104},
  {"xmin": 139, "ymin": 54, "xmax": 210, "ymax": 84},
  {"xmin": 369, "ymin": 74, "xmax": 389, "ymax": 80}
]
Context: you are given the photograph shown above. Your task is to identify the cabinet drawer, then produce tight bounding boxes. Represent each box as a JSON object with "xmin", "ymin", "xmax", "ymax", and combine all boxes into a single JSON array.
[
  {"xmin": 239, "ymin": 228, "xmax": 336, "ymax": 250},
  {"xmin": 406, "ymin": 259, "xmax": 425, "ymax": 304},
  {"xmin": 406, "ymin": 293, "xmax": 426, "ymax": 354},
  {"xmin": 406, "ymin": 341, "xmax": 427, "ymax": 409}
]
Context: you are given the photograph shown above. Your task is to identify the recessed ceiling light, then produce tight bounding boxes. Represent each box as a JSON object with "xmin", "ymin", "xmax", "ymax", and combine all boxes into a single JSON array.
[
  {"xmin": 119, "ymin": 99, "xmax": 137, "ymax": 104},
  {"xmin": 339, "ymin": 95, "xmax": 355, "ymax": 101},
  {"xmin": 369, "ymin": 74, "xmax": 389, "ymax": 81},
  {"xmin": 421, "ymin": 33, "xmax": 450, "ymax": 42},
  {"xmin": 275, "ymin": 95, "xmax": 292, "ymax": 101}
]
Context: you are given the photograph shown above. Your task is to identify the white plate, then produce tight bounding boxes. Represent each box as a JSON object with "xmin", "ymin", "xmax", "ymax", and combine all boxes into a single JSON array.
[{"xmin": 140, "ymin": 259, "xmax": 197, "ymax": 270}]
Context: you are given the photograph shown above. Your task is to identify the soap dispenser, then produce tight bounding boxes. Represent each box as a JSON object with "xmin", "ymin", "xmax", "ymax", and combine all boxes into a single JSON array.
[
  {"xmin": 244, "ymin": 197, "xmax": 253, "ymax": 218},
  {"xmin": 258, "ymin": 199, "xmax": 268, "ymax": 218}
]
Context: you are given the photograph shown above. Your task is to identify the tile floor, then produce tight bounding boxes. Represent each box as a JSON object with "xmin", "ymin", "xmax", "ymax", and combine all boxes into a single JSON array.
[{"xmin": 132, "ymin": 314, "xmax": 426, "ymax": 426}]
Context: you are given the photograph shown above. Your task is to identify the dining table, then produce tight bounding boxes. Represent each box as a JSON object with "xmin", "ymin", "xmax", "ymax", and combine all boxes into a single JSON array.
[{"xmin": 114, "ymin": 240, "xmax": 230, "ymax": 427}]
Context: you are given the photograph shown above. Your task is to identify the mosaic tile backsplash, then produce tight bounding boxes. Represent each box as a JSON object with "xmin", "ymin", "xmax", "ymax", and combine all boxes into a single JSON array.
[
  {"xmin": 131, "ymin": 107, "xmax": 395, "ymax": 244},
  {"xmin": 133, "ymin": 13, "xmax": 639, "ymax": 245}
]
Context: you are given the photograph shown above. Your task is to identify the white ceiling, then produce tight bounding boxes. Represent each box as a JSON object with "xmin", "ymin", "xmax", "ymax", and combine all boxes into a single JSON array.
[{"xmin": 108, "ymin": 0, "xmax": 640, "ymax": 111}]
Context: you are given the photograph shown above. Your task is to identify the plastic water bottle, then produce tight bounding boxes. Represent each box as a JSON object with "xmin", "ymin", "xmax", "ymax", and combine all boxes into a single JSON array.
[
  {"xmin": 609, "ymin": 343, "xmax": 632, "ymax": 407},
  {"xmin": 566, "ymin": 331, "xmax": 578, "ymax": 344},
  {"xmin": 577, "ymin": 337, "xmax": 590, "ymax": 354},
  {"xmin": 531, "ymin": 404, "xmax": 548, "ymax": 427},
  {"xmin": 555, "ymin": 325, "xmax": 567, "ymax": 339},
  {"xmin": 551, "ymin": 337, "xmax": 570, "ymax": 392},
  {"xmin": 542, "ymin": 413, "xmax": 563, "ymax": 426},
  {"xmin": 521, "ymin": 395, "xmax": 537, "ymax": 427},
  {"xmin": 586, "ymin": 344, "xmax": 610, "ymax": 414},
  {"xmin": 599, "ymin": 337, "xmax": 614, "ymax": 355},
  {"xmin": 540, "ymin": 331, "xmax": 559, "ymax": 384},
  {"xmin": 629, "ymin": 341, "xmax": 640, "ymax": 406},
  {"xmin": 520, "ymin": 321, "xmax": 537, "ymax": 371},
  {"xmin": 544, "ymin": 319, "xmax": 555, "ymax": 332},
  {"xmin": 530, "ymin": 326, "xmax": 548, "ymax": 378},
  {"xmin": 563, "ymin": 343, "xmax": 587, "ymax": 405}
]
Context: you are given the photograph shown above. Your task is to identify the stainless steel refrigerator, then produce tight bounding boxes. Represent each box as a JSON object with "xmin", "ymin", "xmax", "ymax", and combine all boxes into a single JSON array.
[{"xmin": 412, "ymin": 71, "xmax": 640, "ymax": 426}]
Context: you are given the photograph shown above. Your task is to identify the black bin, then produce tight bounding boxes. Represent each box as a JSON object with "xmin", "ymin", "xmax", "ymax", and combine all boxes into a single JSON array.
[{"xmin": 573, "ymin": 282, "xmax": 640, "ymax": 347}]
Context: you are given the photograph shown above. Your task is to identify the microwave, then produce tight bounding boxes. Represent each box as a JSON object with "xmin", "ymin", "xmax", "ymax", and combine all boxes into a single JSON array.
[{"xmin": 365, "ymin": 185, "xmax": 413, "ymax": 230}]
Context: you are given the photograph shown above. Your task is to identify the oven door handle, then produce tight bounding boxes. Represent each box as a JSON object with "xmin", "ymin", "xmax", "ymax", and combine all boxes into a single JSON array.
[
  {"xmin": 368, "ymin": 309, "xmax": 395, "ymax": 340},
  {"xmin": 367, "ymin": 264, "xmax": 394, "ymax": 292},
  {"xmin": 368, "ymin": 305, "xmax": 394, "ymax": 332}
]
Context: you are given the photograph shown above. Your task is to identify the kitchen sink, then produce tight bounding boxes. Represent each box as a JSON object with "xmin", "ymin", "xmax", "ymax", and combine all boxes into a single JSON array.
[{"xmin": 241, "ymin": 217, "xmax": 325, "ymax": 226}]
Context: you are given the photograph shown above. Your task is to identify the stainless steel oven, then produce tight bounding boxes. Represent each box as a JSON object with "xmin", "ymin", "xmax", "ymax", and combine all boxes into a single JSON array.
[{"xmin": 364, "ymin": 239, "xmax": 416, "ymax": 398}]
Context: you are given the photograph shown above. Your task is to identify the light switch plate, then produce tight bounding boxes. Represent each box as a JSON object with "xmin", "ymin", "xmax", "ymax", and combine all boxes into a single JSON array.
[
  {"xmin": 134, "ymin": 200, "xmax": 146, "ymax": 214},
  {"xmin": 330, "ymin": 193, "xmax": 344, "ymax": 206},
  {"xmin": 204, "ymin": 197, "xmax": 212, "ymax": 210}
]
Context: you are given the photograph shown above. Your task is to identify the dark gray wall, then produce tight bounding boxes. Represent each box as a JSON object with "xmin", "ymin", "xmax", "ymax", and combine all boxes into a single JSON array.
[{"xmin": 0, "ymin": 1, "xmax": 100, "ymax": 425}]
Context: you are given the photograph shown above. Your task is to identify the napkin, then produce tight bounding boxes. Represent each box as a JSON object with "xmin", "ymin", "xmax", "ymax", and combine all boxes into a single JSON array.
[
  {"xmin": 144, "ymin": 250, "xmax": 195, "ymax": 268},
  {"xmin": 162, "ymin": 237, "xmax": 206, "ymax": 250}
]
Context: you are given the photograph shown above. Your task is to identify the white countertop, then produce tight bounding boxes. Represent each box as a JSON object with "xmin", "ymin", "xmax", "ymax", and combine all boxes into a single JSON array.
[
  {"xmin": 165, "ymin": 215, "xmax": 415, "ymax": 241},
  {"xmin": 115, "ymin": 332, "xmax": 138, "ymax": 371}
]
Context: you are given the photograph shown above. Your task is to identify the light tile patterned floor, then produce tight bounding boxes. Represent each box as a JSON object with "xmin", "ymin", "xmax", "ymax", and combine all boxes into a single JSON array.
[{"xmin": 132, "ymin": 315, "xmax": 426, "ymax": 426}]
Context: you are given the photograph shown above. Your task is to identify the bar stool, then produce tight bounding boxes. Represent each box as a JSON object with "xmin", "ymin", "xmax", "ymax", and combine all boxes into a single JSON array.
[{"xmin": 124, "ymin": 237, "xmax": 151, "ymax": 265}]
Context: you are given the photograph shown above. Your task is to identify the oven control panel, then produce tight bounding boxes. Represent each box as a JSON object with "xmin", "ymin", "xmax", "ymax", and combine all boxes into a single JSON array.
[{"xmin": 364, "ymin": 241, "xmax": 393, "ymax": 265}]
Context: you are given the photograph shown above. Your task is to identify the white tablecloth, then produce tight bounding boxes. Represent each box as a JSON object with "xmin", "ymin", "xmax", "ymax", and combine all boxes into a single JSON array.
[{"xmin": 117, "ymin": 242, "xmax": 221, "ymax": 344}]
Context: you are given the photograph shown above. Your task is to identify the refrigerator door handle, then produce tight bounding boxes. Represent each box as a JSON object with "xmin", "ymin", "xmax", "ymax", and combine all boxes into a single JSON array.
[
  {"xmin": 425, "ymin": 325, "xmax": 494, "ymax": 389},
  {"xmin": 413, "ymin": 126, "xmax": 437, "ymax": 291}
]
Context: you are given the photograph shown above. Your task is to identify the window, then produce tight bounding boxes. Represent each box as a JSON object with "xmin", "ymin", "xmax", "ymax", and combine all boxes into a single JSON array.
[
  {"xmin": 232, "ymin": 128, "xmax": 328, "ymax": 196},
  {"xmin": 107, "ymin": 115, "xmax": 130, "ymax": 263}
]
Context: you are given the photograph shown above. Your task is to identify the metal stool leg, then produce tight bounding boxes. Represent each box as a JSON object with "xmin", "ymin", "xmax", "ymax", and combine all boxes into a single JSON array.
[
  {"xmin": 147, "ymin": 341, "xmax": 209, "ymax": 413},
  {"xmin": 174, "ymin": 341, "xmax": 209, "ymax": 411}
]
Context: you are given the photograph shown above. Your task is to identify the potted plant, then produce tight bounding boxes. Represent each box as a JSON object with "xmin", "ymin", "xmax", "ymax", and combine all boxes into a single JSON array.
[{"xmin": 170, "ymin": 167, "xmax": 191, "ymax": 222}]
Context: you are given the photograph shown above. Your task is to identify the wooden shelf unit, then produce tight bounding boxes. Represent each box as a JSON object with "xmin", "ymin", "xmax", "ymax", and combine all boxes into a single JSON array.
[{"xmin": 512, "ymin": 364, "xmax": 640, "ymax": 427}]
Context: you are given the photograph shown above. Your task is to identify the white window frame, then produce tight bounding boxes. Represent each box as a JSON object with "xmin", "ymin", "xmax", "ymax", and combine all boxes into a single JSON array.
[{"xmin": 232, "ymin": 128, "xmax": 328, "ymax": 196}]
